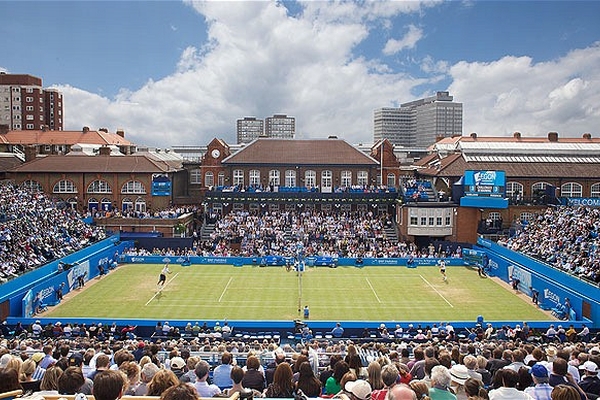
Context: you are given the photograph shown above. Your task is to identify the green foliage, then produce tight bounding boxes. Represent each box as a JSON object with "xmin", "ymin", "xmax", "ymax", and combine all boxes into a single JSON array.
[{"xmin": 46, "ymin": 264, "xmax": 550, "ymax": 322}]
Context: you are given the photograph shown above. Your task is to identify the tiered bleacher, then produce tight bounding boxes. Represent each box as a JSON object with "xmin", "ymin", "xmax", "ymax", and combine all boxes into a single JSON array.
[
  {"xmin": 0, "ymin": 182, "xmax": 107, "ymax": 284},
  {"xmin": 501, "ymin": 205, "xmax": 600, "ymax": 284},
  {"xmin": 0, "ymin": 320, "xmax": 599, "ymax": 400}
]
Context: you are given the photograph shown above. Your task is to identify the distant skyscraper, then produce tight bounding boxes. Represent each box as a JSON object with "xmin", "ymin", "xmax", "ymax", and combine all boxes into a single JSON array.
[
  {"xmin": 237, "ymin": 116, "xmax": 265, "ymax": 144},
  {"xmin": 0, "ymin": 73, "xmax": 63, "ymax": 131},
  {"xmin": 265, "ymin": 114, "xmax": 295, "ymax": 139},
  {"xmin": 374, "ymin": 91, "xmax": 462, "ymax": 147}
]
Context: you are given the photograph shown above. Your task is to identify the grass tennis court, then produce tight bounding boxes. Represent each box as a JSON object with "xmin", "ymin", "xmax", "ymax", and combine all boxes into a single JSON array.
[{"xmin": 44, "ymin": 264, "xmax": 551, "ymax": 322}]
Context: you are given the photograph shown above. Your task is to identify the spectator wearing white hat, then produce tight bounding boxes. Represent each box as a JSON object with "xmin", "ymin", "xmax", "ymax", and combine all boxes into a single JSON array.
[
  {"xmin": 578, "ymin": 361, "xmax": 600, "ymax": 397},
  {"xmin": 345, "ymin": 379, "xmax": 372, "ymax": 400}
]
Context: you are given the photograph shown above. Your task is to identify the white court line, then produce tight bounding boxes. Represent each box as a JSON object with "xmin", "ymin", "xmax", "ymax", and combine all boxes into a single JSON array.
[
  {"xmin": 365, "ymin": 278, "xmax": 382, "ymax": 303},
  {"xmin": 419, "ymin": 275, "xmax": 453, "ymax": 308},
  {"xmin": 145, "ymin": 272, "xmax": 179, "ymax": 306},
  {"xmin": 218, "ymin": 277, "xmax": 233, "ymax": 302}
]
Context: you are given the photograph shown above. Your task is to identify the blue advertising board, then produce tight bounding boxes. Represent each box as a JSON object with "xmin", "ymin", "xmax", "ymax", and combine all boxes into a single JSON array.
[
  {"xmin": 152, "ymin": 175, "xmax": 172, "ymax": 196},
  {"xmin": 463, "ymin": 170, "xmax": 506, "ymax": 198}
]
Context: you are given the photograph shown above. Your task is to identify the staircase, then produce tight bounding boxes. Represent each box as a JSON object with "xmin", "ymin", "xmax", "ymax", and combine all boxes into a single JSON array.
[{"xmin": 200, "ymin": 222, "xmax": 216, "ymax": 242}]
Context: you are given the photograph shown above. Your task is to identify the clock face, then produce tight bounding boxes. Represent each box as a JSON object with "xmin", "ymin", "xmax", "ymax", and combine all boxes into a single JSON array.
[{"xmin": 211, "ymin": 149, "xmax": 221, "ymax": 158}]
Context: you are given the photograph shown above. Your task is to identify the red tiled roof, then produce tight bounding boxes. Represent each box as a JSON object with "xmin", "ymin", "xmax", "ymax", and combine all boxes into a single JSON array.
[
  {"xmin": 8, "ymin": 154, "xmax": 178, "ymax": 174},
  {"xmin": 418, "ymin": 154, "xmax": 600, "ymax": 179},
  {"xmin": 0, "ymin": 129, "xmax": 134, "ymax": 146},
  {"xmin": 224, "ymin": 138, "xmax": 378, "ymax": 166}
]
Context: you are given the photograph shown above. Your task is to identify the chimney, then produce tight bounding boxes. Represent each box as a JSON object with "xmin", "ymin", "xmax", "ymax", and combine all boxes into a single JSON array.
[
  {"xmin": 513, "ymin": 131, "xmax": 521, "ymax": 139},
  {"xmin": 98, "ymin": 146, "xmax": 111, "ymax": 156},
  {"xmin": 24, "ymin": 145, "xmax": 37, "ymax": 162},
  {"xmin": 470, "ymin": 132, "xmax": 477, "ymax": 139},
  {"xmin": 548, "ymin": 131, "xmax": 559, "ymax": 142},
  {"xmin": 98, "ymin": 127, "xmax": 109, "ymax": 133},
  {"xmin": 82, "ymin": 126, "xmax": 90, "ymax": 133},
  {"xmin": 583, "ymin": 133, "xmax": 592, "ymax": 140},
  {"xmin": 0, "ymin": 124, "xmax": 9, "ymax": 135},
  {"xmin": 116, "ymin": 128, "xmax": 125, "ymax": 138}
]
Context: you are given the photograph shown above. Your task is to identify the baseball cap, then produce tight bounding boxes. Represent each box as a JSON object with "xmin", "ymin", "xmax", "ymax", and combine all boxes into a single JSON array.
[
  {"xmin": 69, "ymin": 353, "xmax": 83, "ymax": 367},
  {"xmin": 530, "ymin": 364, "xmax": 548, "ymax": 378},
  {"xmin": 580, "ymin": 361, "xmax": 598, "ymax": 373},
  {"xmin": 170, "ymin": 357, "xmax": 186, "ymax": 370},
  {"xmin": 345, "ymin": 379, "xmax": 372, "ymax": 400}
]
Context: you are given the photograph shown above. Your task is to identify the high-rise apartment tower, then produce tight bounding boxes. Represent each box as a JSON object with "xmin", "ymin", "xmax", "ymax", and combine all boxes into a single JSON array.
[{"xmin": 0, "ymin": 73, "xmax": 63, "ymax": 131}]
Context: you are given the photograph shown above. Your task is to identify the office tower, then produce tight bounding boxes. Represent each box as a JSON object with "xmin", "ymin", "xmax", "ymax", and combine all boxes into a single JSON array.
[{"xmin": 374, "ymin": 91, "xmax": 462, "ymax": 147}]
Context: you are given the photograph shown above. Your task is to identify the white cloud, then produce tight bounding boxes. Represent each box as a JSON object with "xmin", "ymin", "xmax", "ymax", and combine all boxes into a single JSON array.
[
  {"xmin": 383, "ymin": 24, "xmax": 424, "ymax": 55},
  {"xmin": 56, "ymin": 2, "xmax": 600, "ymax": 149},
  {"xmin": 59, "ymin": 1, "xmax": 430, "ymax": 147},
  {"xmin": 449, "ymin": 42, "xmax": 600, "ymax": 137}
]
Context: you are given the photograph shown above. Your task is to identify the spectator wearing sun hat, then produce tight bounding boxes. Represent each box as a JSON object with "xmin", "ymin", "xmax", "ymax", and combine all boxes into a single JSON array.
[
  {"xmin": 30, "ymin": 352, "xmax": 46, "ymax": 380},
  {"xmin": 449, "ymin": 364, "xmax": 469, "ymax": 400},
  {"xmin": 345, "ymin": 379, "xmax": 372, "ymax": 400},
  {"xmin": 169, "ymin": 356, "xmax": 186, "ymax": 380},
  {"xmin": 525, "ymin": 364, "xmax": 553, "ymax": 400},
  {"xmin": 578, "ymin": 361, "xmax": 600, "ymax": 396}
]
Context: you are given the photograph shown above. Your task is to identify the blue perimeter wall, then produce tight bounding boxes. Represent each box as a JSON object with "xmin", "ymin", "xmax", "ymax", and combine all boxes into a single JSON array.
[
  {"xmin": 476, "ymin": 237, "xmax": 599, "ymax": 327},
  {"xmin": 5, "ymin": 236, "xmax": 596, "ymax": 333}
]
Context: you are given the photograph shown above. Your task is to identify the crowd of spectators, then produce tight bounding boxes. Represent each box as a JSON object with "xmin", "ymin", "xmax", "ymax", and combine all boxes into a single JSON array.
[
  {"xmin": 1, "ymin": 320, "xmax": 600, "ymax": 400},
  {"xmin": 195, "ymin": 210, "xmax": 461, "ymax": 259},
  {"xmin": 92, "ymin": 205, "xmax": 199, "ymax": 220},
  {"xmin": 501, "ymin": 206, "xmax": 600, "ymax": 284},
  {"xmin": 0, "ymin": 182, "xmax": 107, "ymax": 283}
]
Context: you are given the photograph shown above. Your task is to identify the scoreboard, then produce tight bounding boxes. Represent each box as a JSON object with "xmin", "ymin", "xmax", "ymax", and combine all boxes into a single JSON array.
[{"xmin": 460, "ymin": 170, "xmax": 508, "ymax": 209}]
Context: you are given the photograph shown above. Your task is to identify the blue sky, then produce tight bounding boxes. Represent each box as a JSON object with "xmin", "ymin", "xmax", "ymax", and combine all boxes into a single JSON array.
[{"xmin": 1, "ymin": 1, "xmax": 600, "ymax": 147}]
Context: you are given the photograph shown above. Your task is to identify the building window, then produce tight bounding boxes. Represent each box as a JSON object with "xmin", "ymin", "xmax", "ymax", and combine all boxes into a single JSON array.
[
  {"xmin": 506, "ymin": 181, "xmax": 524, "ymax": 199},
  {"xmin": 249, "ymin": 169, "xmax": 260, "ymax": 186},
  {"xmin": 321, "ymin": 170, "xmax": 332, "ymax": 189},
  {"xmin": 88, "ymin": 198, "xmax": 99, "ymax": 212},
  {"xmin": 560, "ymin": 182, "xmax": 582, "ymax": 197},
  {"xmin": 87, "ymin": 180, "xmax": 112, "ymax": 193},
  {"xmin": 409, "ymin": 209, "xmax": 418, "ymax": 225},
  {"xmin": 387, "ymin": 173, "xmax": 396, "ymax": 188},
  {"xmin": 22, "ymin": 180, "xmax": 43, "ymax": 192},
  {"xmin": 340, "ymin": 170, "xmax": 352, "ymax": 187},
  {"xmin": 531, "ymin": 181, "xmax": 551, "ymax": 192},
  {"xmin": 26, "ymin": 88, "xmax": 33, "ymax": 93},
  {"xmin": 202, "ymin": 171, "xmax": 212, "ymax": 187},
  {"xmin": 26, "ymin": 106, "xmax": 33, "ymax": 111},
  {"xmin": 53, "ymin": 179, "xmax": 77, "ymax": 193},
  {"xmin": 591, "ymin": 183, "xmax": 600, "ymax": 198},
  {"xmin": 357, "ymin": 171, "xmax": 368, "ymax": 186},
  {"xmin": 26, "ymin": 97, "xmax": 33, "ymax": 102},
  {"xmin": 26, "ymin": 124, "xmax": 34, "ymax": 129},
  {"xmin": 285, "ymin": 170, "xmax": 296, "ymax": 187},
  {"xmin": 121, "ymin": 198, "xmax": 133, "ymax": 212},
  {"xmin": 100, "ymin": 198, "xmax": 112, "ymax": 211},
  {"xmin": 269, "ymin": 170, "xmax": 280, "ymax": 186},
  {"xmin": 121, "ymin": 180, "xmax": 146, "ymax": 194},
  {"xmin": 189, "ymin": 169, "xmax": 202, "ymax": 185},
  {"xmin": 218, "ymin": 172, "xmax": 225, "ymax": 186},
  {"xmin": 520, "ymin": 212, "xmax": 534, "ymax": 223},
  {"xmin": 233, "ymin": 169, "xmax": 244, "ymax": 186},
  {"xmin": 304, "ymin": 170, "xmax": 316, "ymax": 189},
  {"xmin": 135, "ymin": 197, "xmax": 146, "ymax": 214},
  {"xmin": 488, "ymin": 211, "xmax": 502, "ymax": 222}
]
